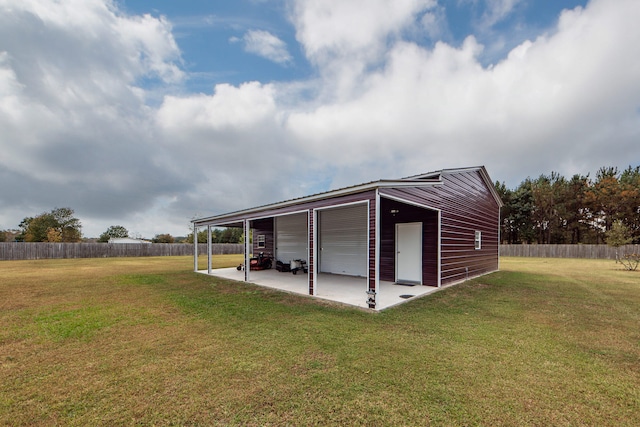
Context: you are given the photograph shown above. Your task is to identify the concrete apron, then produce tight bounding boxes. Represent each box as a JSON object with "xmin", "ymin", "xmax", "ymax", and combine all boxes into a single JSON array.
[{"xmin": 198, "ymin": 267, "xmax": 440, "ymax": 310}]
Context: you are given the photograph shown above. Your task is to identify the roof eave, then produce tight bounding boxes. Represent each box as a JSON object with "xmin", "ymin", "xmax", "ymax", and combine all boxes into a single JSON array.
[{"xmin": 192, "ymin": 179, "xmax": 442, "ymax": 226}]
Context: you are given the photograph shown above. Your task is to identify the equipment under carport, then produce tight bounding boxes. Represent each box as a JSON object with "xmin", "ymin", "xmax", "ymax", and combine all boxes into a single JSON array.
[
  {"xmin": 290, "ymin": 259, "xmax": 308, "ymax": 275},
  {"xmin": 276, "ymin": 260, "xmax": 291, "ymax": 272}
]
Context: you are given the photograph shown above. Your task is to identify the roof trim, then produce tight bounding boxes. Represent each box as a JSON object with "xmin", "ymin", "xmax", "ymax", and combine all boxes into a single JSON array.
[
  {"xmin": 404, "ymin": 165, "xmax": 482, "ymax": 180},
  {"xmin": 192, "ymin": 178, "xmax": 442, "ymax": 226}
]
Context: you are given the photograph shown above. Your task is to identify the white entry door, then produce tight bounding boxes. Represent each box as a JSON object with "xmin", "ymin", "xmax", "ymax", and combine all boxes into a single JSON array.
[{"xmin": 396, "ymin": 222, "xmax": 422, "ymax": 284}]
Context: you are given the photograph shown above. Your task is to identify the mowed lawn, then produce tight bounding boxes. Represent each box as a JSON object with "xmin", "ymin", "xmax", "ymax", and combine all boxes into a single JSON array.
[{"xmin": 1, "ymin": 256, "xmax": 639, "ymax": 426}]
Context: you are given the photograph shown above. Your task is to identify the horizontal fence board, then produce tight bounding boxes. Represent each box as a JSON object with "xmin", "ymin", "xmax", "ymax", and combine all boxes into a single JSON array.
[
  {"xmin": 4, "ymin": 242, "xmax": 637, "ymax": 261},
  {"xmin": 0, "ymin": 243, "xmax": 243, "ymax": 261},
  {"xmin": 500, "ymin": 244, "xmax": 640, "ymax": 260}
]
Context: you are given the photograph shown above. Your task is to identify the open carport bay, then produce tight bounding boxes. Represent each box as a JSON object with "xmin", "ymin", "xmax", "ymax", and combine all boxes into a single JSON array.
[{"xmin": 199, "ymin": 268, "xmax": 440, "ymax": 310}]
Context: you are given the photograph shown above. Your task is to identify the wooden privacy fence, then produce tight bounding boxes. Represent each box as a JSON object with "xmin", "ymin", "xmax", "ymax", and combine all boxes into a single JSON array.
[
  {"xmin": 500, "ymin": 244, "xmax": 639, "ymax": 259},
  {"xmin": 0, "ymin": 243, "xmax": 243, "ymax": 261},
  {"xmin": 4, "ymin": 242, "xmax": 637, "ymax": 261}
]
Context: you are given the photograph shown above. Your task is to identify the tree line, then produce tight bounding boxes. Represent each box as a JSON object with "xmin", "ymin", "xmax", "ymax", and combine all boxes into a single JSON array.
[
  {"xmin": 0, "ymin": 207, "xmax": 243, "ymax": 244},
  {"xmin": 3, "ymin": 166, "xmax": 638, "ymax": 246},
  {"xmin": 0, "ymin": 208, "xmax": 184, "ymax": 243},
  {"xmin": 13, "ymin": 207, "xmax": 82, "ymax": 243},
  {"xmin": 187, "ymin": 228, "xmax": 244, "ymax": 244},
  {"xmin": 496, "ymin": 166, "xmax": 640, "ymax": 244}
]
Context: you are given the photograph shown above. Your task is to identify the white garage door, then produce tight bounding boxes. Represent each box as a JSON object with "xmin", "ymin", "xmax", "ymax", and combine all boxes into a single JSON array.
[
  {"xmin": 275, "ymin": 213, "xmax": 308, "ymax": 263},
  {"xmin": 319, "ymin": 203, "xmax": 368, "ymax": 277}
]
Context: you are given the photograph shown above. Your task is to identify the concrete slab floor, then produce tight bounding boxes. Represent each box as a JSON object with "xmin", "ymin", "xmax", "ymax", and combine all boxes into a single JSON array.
[{"xmin": 197, "ymin": 267, "xmax": 441, "ymax": 310}]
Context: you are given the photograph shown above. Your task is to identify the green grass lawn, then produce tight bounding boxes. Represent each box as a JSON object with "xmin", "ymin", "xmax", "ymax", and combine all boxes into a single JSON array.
[{"xmin": 1, "ymin": 256, "xmax": 639, "ymax": 426}]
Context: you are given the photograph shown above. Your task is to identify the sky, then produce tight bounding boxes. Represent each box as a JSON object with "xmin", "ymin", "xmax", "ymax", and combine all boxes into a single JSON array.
[{"xmin": 1, "ymin": 0, "xmax": 639, "ymax": 239}]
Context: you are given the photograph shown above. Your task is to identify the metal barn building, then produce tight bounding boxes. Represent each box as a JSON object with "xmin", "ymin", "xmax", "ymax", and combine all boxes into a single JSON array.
[{"xmin": 192, "ymin": 166, "xmax": 502, "ymax": 310}]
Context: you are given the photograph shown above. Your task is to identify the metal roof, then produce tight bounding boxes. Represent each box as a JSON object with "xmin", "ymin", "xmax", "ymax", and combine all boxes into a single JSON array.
[{"xmin": 192, "ymin": 165, "xmax": 501, "ymax": 227}]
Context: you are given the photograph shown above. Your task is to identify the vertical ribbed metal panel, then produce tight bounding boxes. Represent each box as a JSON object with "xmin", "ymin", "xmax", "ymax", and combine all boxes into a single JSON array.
[
  {"xmin": 319, "ymin": 203, "xmax": 368, "ymax": 276},
  {"xmin": 275, "ymin": 213, "xmax": 308, "ymax": 263}
]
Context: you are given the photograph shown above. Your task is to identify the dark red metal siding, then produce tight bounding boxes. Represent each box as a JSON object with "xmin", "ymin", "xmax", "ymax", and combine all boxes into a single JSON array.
[
  {"xmin": 437, "ymin": 171, "xmax": 499, "ymax": 284},
  {"xmin": 251, "ymin": 218, "xmax": 274, "ymax": 255},
  {"xmin": 380, "ymin": 170, "xmax": 500, "ymax": 285},
  {"xmin": 379, "ymin": 197, "xmax": 438, "ymax": 285},
  {"xmin": 368, "ymin": 197, "xmax": 376, "ymax": 292},
  {"xmin": 422, "ymin": 213, "xmax": 439, "ymax": 284}
]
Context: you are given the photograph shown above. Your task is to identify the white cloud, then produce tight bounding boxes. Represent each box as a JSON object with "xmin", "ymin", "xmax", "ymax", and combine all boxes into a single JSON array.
[
  {"xmin": 0, "ymin": 0, "xmax": 186, "ymax": 236},
  {"xmin": 1, "ymin": 0, "xmax": 639, "ymax": 238},
  {"xmin": 290, "ymin": 0, "xmax": 435, "ymax": 62},
  {"xmin": 154, "ymin": 80, "xmax": 321, "ymax": 218},
  {"xmin": 284, "ymin": 0, "xmax": 640, "ymax": 187},
  {"xmin": 158, "ymin": 81, "xmax": 278, "ymax": 131},
  {"xmin": 288, "ymin": 0, "xmax": 437, "ymax": 98},
  {"xmin": 239, "ymin": 30, "xmax": 293, "ymax": 64}
]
